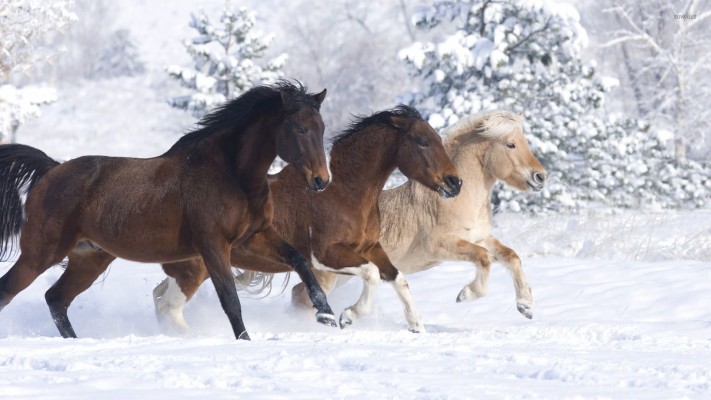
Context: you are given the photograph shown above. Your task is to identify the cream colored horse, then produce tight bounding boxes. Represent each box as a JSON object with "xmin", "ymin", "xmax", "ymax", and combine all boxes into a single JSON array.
[{"xmin": 290, "ymin": 110, "xmax": 546, "ymax": 321}]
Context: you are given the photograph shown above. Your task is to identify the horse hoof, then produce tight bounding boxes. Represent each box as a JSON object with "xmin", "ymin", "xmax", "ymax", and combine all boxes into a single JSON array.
[
  {"xmin": 408, "ymin": 324, "xmax": 425, "ymax": 334},
  {"xmin": 456, "ymin": 287, "xmax": 474, "ymax": 303},
  {"xmin": 517, "ymin": 303, "xmax": 533, "ymax": 319},
  {"xmin": 238, "ymin": 331, "xmax": 251, "ymax": 340},
  {"xmin": 339, "ymin": 313, "xmax": 353, "ymax": 329},
  {"xmin": 316, "ymin": 313, "xmax": 337, "ymax": 327}
]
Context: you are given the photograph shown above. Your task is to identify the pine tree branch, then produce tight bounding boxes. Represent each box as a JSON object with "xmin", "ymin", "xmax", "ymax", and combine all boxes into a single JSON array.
[
  {"xmin": 505, "ymin": 18, "xmax": 551, "ymax": 54},
  {"xmin": 399, "ymin": 0, "xmax": 416, "ymax": 41}
]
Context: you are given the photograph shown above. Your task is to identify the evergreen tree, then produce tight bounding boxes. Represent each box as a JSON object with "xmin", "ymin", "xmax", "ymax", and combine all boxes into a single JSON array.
[
  {"xmin": 399, "ymin": 0, "xmax": 709, "ymax": 211},
  {"xmin": 92, "ymin": 29, "xmax": 145, "ymax": 79},
  {"xmin": 0, "ymin": 0, "xmax": 76, "ymax": 143},
  {"xmin": 167, "ymin": 6, "xmax": 287, "ymax": 118}
]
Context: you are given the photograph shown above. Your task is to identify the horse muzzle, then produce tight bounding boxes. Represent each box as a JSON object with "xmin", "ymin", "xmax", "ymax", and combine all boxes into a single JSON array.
[
  {"xmin": 309, "ymin": 175, "xmax": 330, "ymax": 192},
  {"xmin": 437, "ymin": 175, "xmax": 462, "ymax": 198},
  {"xmin": 526, "ymin": 171, "xmax": 547, "ymax": 192}
]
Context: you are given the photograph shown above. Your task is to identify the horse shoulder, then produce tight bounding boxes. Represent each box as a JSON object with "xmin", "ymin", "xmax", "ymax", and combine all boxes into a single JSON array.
[{"xmin": 378, "ymin": 188, "xmax": 431, "ymax": 268}]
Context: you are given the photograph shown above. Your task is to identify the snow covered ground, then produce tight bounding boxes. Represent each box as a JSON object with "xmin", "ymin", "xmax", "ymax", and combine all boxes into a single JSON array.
[{"xmin": 1, "ymin": 210, "xmax": 709, "ymax": 399}]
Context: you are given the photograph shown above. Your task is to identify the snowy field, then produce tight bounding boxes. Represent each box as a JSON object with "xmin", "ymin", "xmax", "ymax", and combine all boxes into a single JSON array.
[{"xmin": 1, "ymin": 210, "xmax": 710, "ymax": 399}]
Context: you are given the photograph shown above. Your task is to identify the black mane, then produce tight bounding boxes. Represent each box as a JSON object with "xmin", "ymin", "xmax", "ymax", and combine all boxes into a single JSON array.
[
  {"xmin": 167, "ymin": 80, "xmax": 318, "ymax": 152},
  {"xmin": 331, "ymin": 105, "xmax": 422, "ymax": 146}
]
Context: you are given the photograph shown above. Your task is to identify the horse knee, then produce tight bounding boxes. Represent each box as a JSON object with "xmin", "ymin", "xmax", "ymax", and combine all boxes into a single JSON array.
[
  {"xmin": 153, "ymin": 278, "xmax": 170, "ymax": 302},
  {"xmin": 499, "ymin": 247, "xmax": 521, "ymax": 266},
  {"xmin": 360, "ymin": 263, "xmax": 380, "ymax": 282},
  {"xmin": 376, "ymin": 264, "xmax": 398, "ymax": 282},
  {"xmin": 45, "ymin": 288, "xmax": 70, "ymax": 312},
  {"xmin": 153, "ymin": 278, "xmax": 186, "ymax": 314},
  {"xmin": 472, "ymin": 248, "xmax": 492, "ymax": 270}
]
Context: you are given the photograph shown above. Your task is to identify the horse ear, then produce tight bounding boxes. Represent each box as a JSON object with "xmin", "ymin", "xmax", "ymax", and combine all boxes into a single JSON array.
[
  {"xmin": 389, "ymin": 115, "xmax": 412, "ymax": 131},
  {"xmin": 313, "ymin": 89, "xmax": 327, "ymax": 106}
]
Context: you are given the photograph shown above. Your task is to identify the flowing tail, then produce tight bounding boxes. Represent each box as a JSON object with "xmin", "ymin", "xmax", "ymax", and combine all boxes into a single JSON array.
[
  {"xmin": 0, "ymin": 144, "xmax": 60, "ymax": 260},
  {"xmin": 233, "ymin": 269, "xmax": 289, "ymax": 297}
]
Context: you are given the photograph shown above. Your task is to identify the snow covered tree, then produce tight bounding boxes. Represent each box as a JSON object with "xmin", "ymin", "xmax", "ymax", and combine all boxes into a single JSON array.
[
  {"xmin": 0, "ymin": 84, "xmax": 57, "ymax": 143},
  {"xmin": 275, "ymin": 0, "xmax": 421, "ymax": 130},
  {"xmin": 0, "ymin": 0, "xmax": 76, "ymax": 78},
  {"xmin": 398, "ymin": 0, "xmax": 710, "ymax": 211},
  {"xmin": 0, "ymin": 0, "xmax": 76, "ymax": 143},
  {"xmin": 91, "ymin": 29, "xmax": 144, "ymax": 79},
  {"xmin": 602, "ymin": 0, "xmax": 711, "ymax": 161},
  {"xmin": 167, "ymin": 6, "xmax": 287, "ymax": 118}
]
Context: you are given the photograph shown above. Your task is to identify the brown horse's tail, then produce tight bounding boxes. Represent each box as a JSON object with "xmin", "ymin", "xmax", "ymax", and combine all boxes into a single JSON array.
[{"xmin": 0, "ymin": 144, "xmax": 60, "ymax": 260}]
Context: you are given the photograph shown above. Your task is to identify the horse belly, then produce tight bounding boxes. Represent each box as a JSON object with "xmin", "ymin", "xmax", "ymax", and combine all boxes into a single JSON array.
[
  {"xmin": 389, "ymin": 249, "xmax": 438, "ymax": 275},
  {"xmin": 82, "ymin": 200, "xmax": 194, "ymax": 263}
]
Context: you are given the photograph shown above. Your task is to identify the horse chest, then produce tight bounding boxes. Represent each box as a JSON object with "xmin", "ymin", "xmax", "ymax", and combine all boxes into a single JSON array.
[
  {"xmin": 211, "ymin": 190, "xmax": 272, "ymax": 244},
  {"xmin": 463, "ymin": 226, "xmax": 490, "ymax": 244},
  {"xmin": 449, "ymin": 200, "xmax": 492, "ymax": 243}
]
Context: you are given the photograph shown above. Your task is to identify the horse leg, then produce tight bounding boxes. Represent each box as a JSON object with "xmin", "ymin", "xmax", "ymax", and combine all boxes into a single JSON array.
[
  {"xmin": 290, "ymin": 268, "xmax": 338, "ymax": 311},
  {"xmin": 155, "ymin": 259, "xmax": 209, "ymax": 334},
  {"xmin": 358, "ymin": 243, "xmax": 425, "ymax": 333},
  {"xmin": 239, "ymin": 227, "xmax": 336, "ymax": 327},
  {"xmin": 337, "ymin": 262, "xmax": 380, "ymax": 329},
  {"xmin": 430, "ymin": 235, "xmax": 492, "ymax": 303},
  {"xmin": 328, "ymin": 243, "xmax": 425, "ymax": 333},
  {"xmin": 482, "ymin": 236, "xmax": 533, "ymax": 319},
  {"xmin": 0, "ymin": 253, "xmax": 58, "ymax": 311},
  {"xmin": 44, "ymin": 250, "xmax": 116, "ymax": 338},
  {"xmin": 0, "ymin": 230, "xmax": 75, "ymax": 311},
  {"xmin": 196, "ymin": 240, "xmax": 250, "ymax": 340}
]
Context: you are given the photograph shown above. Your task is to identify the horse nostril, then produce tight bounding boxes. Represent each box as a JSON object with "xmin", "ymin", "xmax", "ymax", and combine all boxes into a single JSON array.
[
  {"xmin": 533, "ymin": 173, "xmax": 546, "ymax": 184},
  {"xmin": 312, "ymin": 176, "xmax": 328, "ymax": 191},
  {"xmin": 445, "ymin": 175, "xmax": 462, "ymax": 190}
]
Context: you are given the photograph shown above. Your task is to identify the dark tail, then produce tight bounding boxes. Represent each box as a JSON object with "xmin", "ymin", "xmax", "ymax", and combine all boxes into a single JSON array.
[{"xmin": 0, "ymin": 144, "xmax": 60, "ymax": 260}]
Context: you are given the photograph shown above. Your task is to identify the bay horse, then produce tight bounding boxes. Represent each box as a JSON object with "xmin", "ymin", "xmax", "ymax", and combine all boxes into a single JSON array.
[
  {"xmin": 152, "ymin": 105, "xmax": 462, "ymax": 333},
  {"xmin": 0, "ymin": 81, "xmax": 336, "ymax": 340},
  {"xmin": 291, "ymin": 110, "xmax": 547, "ymax": 319}
]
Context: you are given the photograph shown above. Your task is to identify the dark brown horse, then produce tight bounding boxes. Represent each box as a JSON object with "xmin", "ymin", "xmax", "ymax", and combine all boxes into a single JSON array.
[
  {"xmin": 153, "ymin": 105, "xmax": 462, "ymax": 333},
  {"xmin": 0, "ymin": 81, "xmax": 337, "ymax": 340}
]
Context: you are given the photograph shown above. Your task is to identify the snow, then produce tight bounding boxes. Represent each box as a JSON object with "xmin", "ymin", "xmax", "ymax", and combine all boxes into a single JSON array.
[{"xmin": 1, "ymin": 210, "xmax": 710, "ymax": 399}]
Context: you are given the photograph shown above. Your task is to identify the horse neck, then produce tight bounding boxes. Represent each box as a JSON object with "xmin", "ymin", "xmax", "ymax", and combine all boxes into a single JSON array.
[
  {"xmin": 232, "ymin": 119, "xmax": 278, "ymax": 189},
  {"xmin": 406, "ymin": 135, "xmax": 496, "ymax": 213},
  {"xmin": 329, "ymin": 125, "xmax": 399, "ymax": 206},
  {"xmin": 451, "ymin": 135, "xmax": 499, "ymax": 191}
]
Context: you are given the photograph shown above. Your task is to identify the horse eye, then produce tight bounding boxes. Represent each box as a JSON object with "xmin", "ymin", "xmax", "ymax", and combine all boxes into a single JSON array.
[
  {"xmin": 417, "ymin": 139, "xmax": 429, "ymax": 147},
  {"xmin": 506, "ymin": 143, "xmax": 516, "ymax": 149},
  {"xmin": 296, "ymin": 126, "xmax": 306, "ymax": 135}
]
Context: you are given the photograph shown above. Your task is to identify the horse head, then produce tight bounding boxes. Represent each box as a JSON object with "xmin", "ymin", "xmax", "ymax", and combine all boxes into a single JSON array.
[
  {"xmin": 481, "ymin": 112, "xmax": 547, "ymax": 192},
  {"xmin": 391, "ymin": 106, "xmax": 462, "ymax": 198},
  {"xmin": 273, "ymin": 83, "xmax": 330, "ymax": 192}
]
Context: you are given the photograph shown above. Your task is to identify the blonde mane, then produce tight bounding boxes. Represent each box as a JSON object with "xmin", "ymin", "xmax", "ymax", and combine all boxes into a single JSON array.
[{"xmin": 441, "ymin": 110, "xmax": 523, "ymax": 143}]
